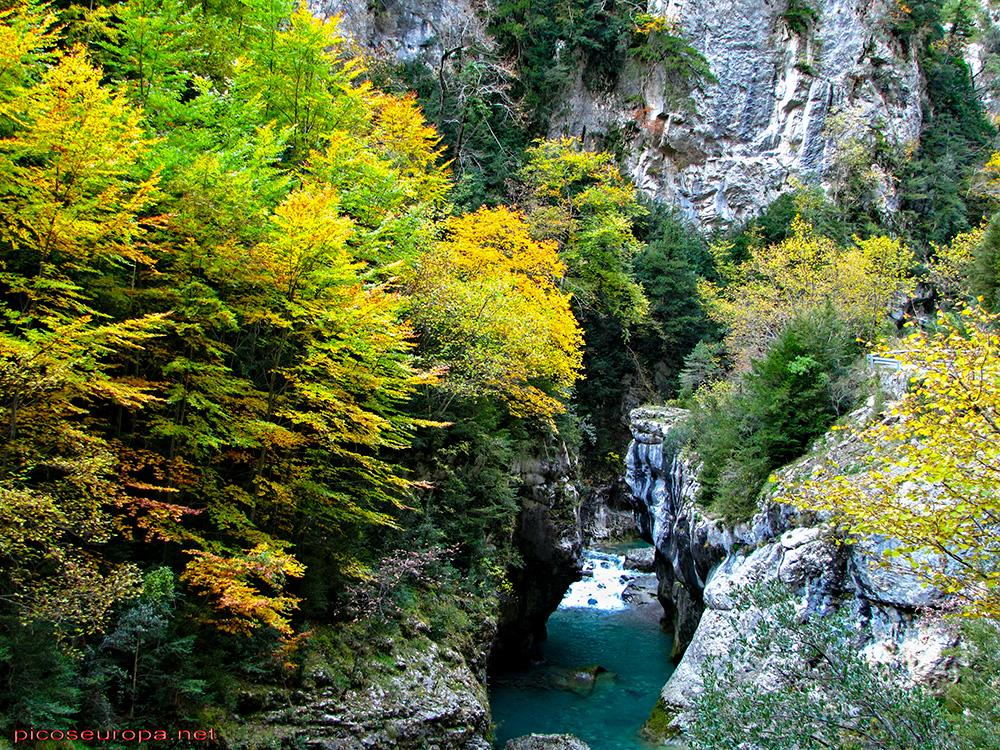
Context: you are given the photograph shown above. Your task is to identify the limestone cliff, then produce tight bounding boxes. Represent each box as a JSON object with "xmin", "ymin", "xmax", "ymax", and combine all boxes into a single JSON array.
[
  {"xmin": 555, "ymin": 0, "xmax": 924, "ymax": 228},
  {"xmin": 495, "ymin": 442, "xmax": 585, "ymax": 666},
  {"xmin": 625, "ymin": 404, "xmax": 959, "ymax": 730},
  {"xmin": 309, "ymin": 0, "xmax": 488, "ymax": 63},
  {"xmin": 315, "ymin": 0, "xmax": 928, "ymax": 227}
]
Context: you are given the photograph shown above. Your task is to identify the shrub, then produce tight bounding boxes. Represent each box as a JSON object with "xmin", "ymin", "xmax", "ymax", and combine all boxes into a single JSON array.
[{"xmin": 689, "ymin": 306, "xmax": 859, "ymax": 521}]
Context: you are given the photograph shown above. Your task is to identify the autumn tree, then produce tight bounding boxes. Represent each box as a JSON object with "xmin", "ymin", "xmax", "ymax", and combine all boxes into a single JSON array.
[
  {"xmin": 784, "ymin": 304, "xmax": 1000, "ymax": 617},
  {"xmin": 516, "ymin": 137, "xmax": 649, "ymax": 326},
  {"xmin": 700, "ymin": 216, "xmax": 913, "ymax": 369},
  {"xmin": 406, "ymin": 205, "xmax": 583, "ymax": 424},
  {"xmin": 0, "ymin": 41, "xmax": 174, "ymax": 640},
  {"xmin": 0, "ymin": 0, "xmax": 456, "ymax": 642}
]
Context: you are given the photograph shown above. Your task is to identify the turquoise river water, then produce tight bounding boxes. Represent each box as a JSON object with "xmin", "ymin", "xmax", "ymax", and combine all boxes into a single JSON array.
[{"xmin": 490, "ymin": 547, "xmax": 676, "ymax": 749}]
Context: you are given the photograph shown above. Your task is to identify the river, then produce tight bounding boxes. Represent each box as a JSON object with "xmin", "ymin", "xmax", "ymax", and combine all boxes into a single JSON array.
[{"xmin": 490, "ymin": 546, "xmax": 676, "ymax": 749}]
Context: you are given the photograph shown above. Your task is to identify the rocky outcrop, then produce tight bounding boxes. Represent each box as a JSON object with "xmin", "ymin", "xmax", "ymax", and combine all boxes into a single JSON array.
[
  {"xmin": 556, "ymin": 0, "xmax": 925, "ymax": 228},
  {"xmin": 225, "ymin": 628, "xmax": 492, "ymax": 750},
  {"xmin": 505, "ymin": 735, "xmax": 592, "ymax": 750},
  {"xmin": 494, "ymin": 442, "xmax": 585, "ymax": 667},
  {"xmin": 580, "ymin": 482, "xmax": 640, "ymax": 543},
  {"xmin": 309, "ymin": 0, "xmax": 487, "ymax": 63},
  {"xmin": 624, "ymin": 546, "xmax": 656, "ymax": 572},
  {"xmin": 625, "ymin": 404, "xmax": 959, "ymax": 729}
]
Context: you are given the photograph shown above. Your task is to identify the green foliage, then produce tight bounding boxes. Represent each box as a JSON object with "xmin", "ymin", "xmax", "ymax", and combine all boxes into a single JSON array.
[
  {"xmin": 632, "ymin": 204, "xmax": 718, "ymax": 397},
  {"xmin": 517, "ymin": 137, "xmax": 648, "ymax": 325},
  {"xmin": 901, "ymin": 23, "xmax": 996, "ymax": 248},
  {"xmin": 626, "ymin": 14, "xmax": 715, "ymax": 101},
  {"xmin": 0, "ymin": 619, "xmax": 81, "ymax": 728},
  {"xmin": 678, "ymin": 341, "xmax": 724, "ymax": 398},
  {"xmin": 488, "ymin": 0, "xmax": 632, "ymax": 132},
  {"xmin": 690, "ymin": 306, "xmax": 859, "ymax": 520},
  {"xmin": 785, "ymin": 305, "xmax": 1000, "ymax": 618},
  {"xmin": 781, "ymin": 0, "xmax": 819, "ymax": 35},
  {"xmin": 401, "ymin": 398, "xmax": 522, "ymax": 575},
  {"xmin": 689, "ymin": 585, "xmax": 956, "ymax": 750},
  {"xmin": 374, "ymin": 50, "xmax": 525, "ymax": 211},
  {"xmin": 80, "ymin": 568, "xmax": 207, "ymax": 727},
  {"xmin": 727, "ymin": 189, "xmax": 854, "ymax": 264},
  {"xmin": 948, "ymin": 618, "xmax": 1000, "ymax": 749},
  {"xmin": 971, "ymin": 210, "xmax": 1000, "ymax": 309}
]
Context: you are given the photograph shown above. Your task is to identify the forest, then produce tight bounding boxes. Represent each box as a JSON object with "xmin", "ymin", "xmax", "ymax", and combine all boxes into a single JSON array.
[{"xmin": 1, "ymin": 0, "xmax": 1000, "ymax": 747}]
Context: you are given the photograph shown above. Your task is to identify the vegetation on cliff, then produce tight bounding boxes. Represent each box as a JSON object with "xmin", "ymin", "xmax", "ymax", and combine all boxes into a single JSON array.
[{"xmin": 2, "ymin": 0, "xmax": 1000, "ymax": 745}]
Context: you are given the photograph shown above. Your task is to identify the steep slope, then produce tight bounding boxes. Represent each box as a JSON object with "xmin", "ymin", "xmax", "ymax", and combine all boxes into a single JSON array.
[
  {"xmin": 316, "ymin": 0, "xmax": 926, "ymax": 227},
  {"xmin": 555, "ymin": 0, "xmax": 923, "ymax": 227},
  {"xmin": 625, "ymin": 403, "xmax": 958, "ymax": 735}
]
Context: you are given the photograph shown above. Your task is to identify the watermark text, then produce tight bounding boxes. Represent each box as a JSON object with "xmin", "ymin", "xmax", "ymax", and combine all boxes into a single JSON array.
[{"xmin": 13, "ymin": 728, "xmax": 217, "ymax": 743}]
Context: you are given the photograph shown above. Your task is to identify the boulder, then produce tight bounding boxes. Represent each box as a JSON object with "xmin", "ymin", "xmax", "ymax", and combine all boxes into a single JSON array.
[
  {"xmin": 624, "ymin": 546, "xmax": 656, "ymax": 572},
  {"xmin": 622, "ymin": 575, "xmax": 659, "ymax": 605},
  {"xmin": 505, "ymin": 735, "xmax": 592, "ymax": 750}
]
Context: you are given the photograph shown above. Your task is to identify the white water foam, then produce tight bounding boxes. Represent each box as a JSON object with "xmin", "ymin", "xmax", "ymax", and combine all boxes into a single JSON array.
[{"xmin": 559, "ymin": 550, "xmax": 637, "ymax": 611}]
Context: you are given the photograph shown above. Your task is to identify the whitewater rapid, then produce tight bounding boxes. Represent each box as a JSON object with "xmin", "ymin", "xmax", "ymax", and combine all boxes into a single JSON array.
[{"xmin": 558, "ymin": 550, "xmax": 635, "ymax": 611}]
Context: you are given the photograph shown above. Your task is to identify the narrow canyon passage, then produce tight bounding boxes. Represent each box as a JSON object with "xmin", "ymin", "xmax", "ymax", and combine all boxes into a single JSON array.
[{"xmin": 489, "ymin": 546, "xmax": 676, "ymax": 749}]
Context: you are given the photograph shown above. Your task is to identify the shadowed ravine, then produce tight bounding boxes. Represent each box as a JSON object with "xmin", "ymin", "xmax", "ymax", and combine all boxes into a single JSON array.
[{"xmin": 489, "ymin": 547, "xmax": 675, "ymax": 749}]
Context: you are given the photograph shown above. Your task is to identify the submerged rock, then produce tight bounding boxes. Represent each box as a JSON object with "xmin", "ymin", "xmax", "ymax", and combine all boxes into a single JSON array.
[
  {"xmin": 505, "ymin": 734, "xmax": 592, "ymax": 750},
  {"xmin": 494, "ymin": 664, "xmax": 613, "ymax": 698}
]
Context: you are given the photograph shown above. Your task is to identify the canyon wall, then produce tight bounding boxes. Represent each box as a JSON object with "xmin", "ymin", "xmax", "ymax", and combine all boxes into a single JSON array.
[
  {"xmin": 316, "ymin": 0, "xmax": 927, "ymax": 228},
  {"xmin": 624, "ymin": 405, "xmax": 958, "ymax": 732}
]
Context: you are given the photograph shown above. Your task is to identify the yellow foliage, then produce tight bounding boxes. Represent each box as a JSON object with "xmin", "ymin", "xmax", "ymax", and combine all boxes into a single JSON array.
[
  {"xmin": 407, "ymin": 206, "xmax": 584, "ymax": 425},
  {"xmin": 701, "ymin": 216, "xmax": 913, "ymax": 369},
  {"xmin": 782, "ymin": 304, "xmax": 1000, "ymax": 618},
  {"xmin": 182, "ymin": 542, "xmax": 305, "ymax": 636},
  {"xmin": 0, "ymin": 47, "xmax": 156, "ymax": 271},
  {"xmin": 971, "ymin": 150, "xmax": 1000, "ymax": 202},
  {"xmin": 927, "ymin": 226, "xmax": 985, "ymax": 305}
]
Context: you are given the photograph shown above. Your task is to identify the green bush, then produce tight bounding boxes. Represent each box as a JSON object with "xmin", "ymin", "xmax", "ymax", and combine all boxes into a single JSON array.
[
  {"xmin": 781, "ymin": 0, "xmax": 819, "ymax": 35},
  {"xmin": 689, "ymin": 306, "xmax": 859, "ymax": 520},
  {"xmin": 630, "ymin": 204, "xmax": 719, "ymax": 398},
  {"xmin": 901, "ymin": 22, "xmax": 995, "ymax": 248},
  {"xmin": 972, "ymin": 211, "xmax": 1000, "ymax": 309}
]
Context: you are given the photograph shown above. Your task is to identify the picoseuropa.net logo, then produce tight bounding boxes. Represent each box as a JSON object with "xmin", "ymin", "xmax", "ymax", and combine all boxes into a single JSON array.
[{"xmin": 13, "ymin": 728, "xmax": 218, "ymax": 743}]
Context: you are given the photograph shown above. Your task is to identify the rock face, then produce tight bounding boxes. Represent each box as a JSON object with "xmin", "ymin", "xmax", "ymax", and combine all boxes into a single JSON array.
[
  {"xmin": 494, "ymin": 442, "xmax": 585, "ymax": 667},
  {"xmin": 625, "ymin": 404, "xmax": 959, "ymax": 728},
  {"xmin": 226, "ymin": 630, "xmax": 492, "ymax": 750},
  {"xmin": 310, "ymin": 0, "xmax": 487, "ymax": 63},
  {"xmin": 505, "ymin": 735, "xmax": 592, "ymax": 750},
  {"xmin": 580, "ymin": 481, "xmax": 640, "ymax": 543},
  {"xmin": 556, "ymin": 0, "xmax": 924, "ymax": 228},
  {"xmin": 624, "ymin": 546, "xmax": 656, "ymax": 572},
  {"xmin": 311, "ymin": 0, "xmax": 928, "ymax": 228}
]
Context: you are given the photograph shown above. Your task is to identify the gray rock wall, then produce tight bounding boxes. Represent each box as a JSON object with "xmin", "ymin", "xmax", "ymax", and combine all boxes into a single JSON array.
[
  {"xmin": 555, "ymin": 0, "xmax": 924, "ymax": 228},
  {"xmin": 309, "ymin": 0, "xmax": 489, "ymax": 63},
  {"xmin": 495, "ymin": 442, "xmax": 585, "ymax": 666},
  {"xmin": 312, "ymin": 0, "xmax": 927, "ymax": 228},
  {"xmin": 624, "ymin": 405, "xmax": 959, "ymax": 727}
]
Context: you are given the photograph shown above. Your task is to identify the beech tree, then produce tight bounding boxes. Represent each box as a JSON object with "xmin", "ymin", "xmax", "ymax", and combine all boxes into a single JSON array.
[
  {"xmin": 0, "ymin": 0, "xmax": 457, "ymax": 641},
  {"xmin": 517, "ymin": 137, "xmax": 649, "ymax": 326},
  {"xmin": 406, "ymin": 205, "xmax": 583, "ymax": 424},
  {"xmin": 700, "ymin": 216, "xmax": 912, "ymax": 369},
  {"xmin": 784, "ymin": 304, "xmax": 1000, "ymax": 617}
]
